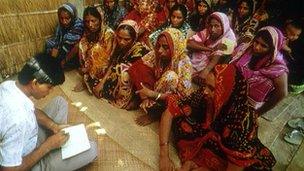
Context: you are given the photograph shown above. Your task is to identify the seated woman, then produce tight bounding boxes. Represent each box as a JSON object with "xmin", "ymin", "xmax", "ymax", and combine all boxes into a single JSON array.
[
  {"xmin": 187, "ymin": 12, "xmax": 236, "ymax": 82},
  {"xmin": 159, "ymin": 65, "xmax": 276, "ymax": 171},
  {"xmin": 231, "ymin": 0, "xmax": 259, "ymax": 44},
  {"xmin": 95, "ymin": 20, "xmax": 150, "ymax": 109},
  {"xmin": 74, "ymin": 6, "xmax": 115, "ymax": 93},
  {"xmin": 159, "ymin": 26, "xmax": 288, "ymax": 171},
  {"xmin": 231, "ymin": 26, "xmax": 288, "ymax": 112},
  {"xmin": 103, "ymin": 0, "xmax": 126, "ymax": 30},
  {"xmin": 45, "ymin": 3, "xmax": 84, "ymax": 69},
  {"xmin": 188, "ymin": 0, "xmax": 212, "ymax": 32},
  {"xmin": 149, "ymin": 4, "xmax": 191, "ymax": 46},
  {"xmin": 128, "ymin": 28, "xmax": 193, "ymax": 126}
]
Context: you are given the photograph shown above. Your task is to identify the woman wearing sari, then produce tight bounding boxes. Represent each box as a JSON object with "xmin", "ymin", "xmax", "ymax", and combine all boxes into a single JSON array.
[
  {"xmin": 231, "ymin": 0, "xmax": 259, "ymax": 44},
  {"xmin": 74, "ymin": 6, "xmax": 115, "ymax": 93},
  {"xmin": 149, "ymin": 4, "xmax": 191, "ymax": 46},
  {"xmin": 187, "ymin": 12, "xmax": 237, "ymax": 82},
  {"xmin": 128, "ymin": 28, "xmax": 193, "ymax": 126},
  {"xmin": 231, "ymin": 26, "xmax": 288, "ymax": 112},
  {"xmin": 124, "ymin": 0, "xmax": 167, "ymax": 46},
  {"xmin": 95, "ymin": 20, "xmax": 150, "ymax": 109},
  {"xmin": 103, "ymin": 0, "xmax": 126, "ymax": 30},
  {"xmin": 188, "ymin": 0, "xmax": 212, "ymax": 32},
  {"xmin": 45, "ymin": 3, "xmax": 84, "ymax": 69},
  {"xmin": 158, "ymin": 26, "xmax": 288, "ymax": 171}
]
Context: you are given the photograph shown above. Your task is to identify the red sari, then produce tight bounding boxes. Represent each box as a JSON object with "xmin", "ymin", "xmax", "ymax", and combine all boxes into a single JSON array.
[
  {"xmin": 167, "ymin": 64, "xmax": 276, "ymax": 170},
  {"xmin": 124, "ymin": 0, "xmax": 167, "ymax": 46}
]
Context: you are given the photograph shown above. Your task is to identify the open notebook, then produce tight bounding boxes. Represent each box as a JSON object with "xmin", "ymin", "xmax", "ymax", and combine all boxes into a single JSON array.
[{"xmin": 61, "ymin": 123, "xmax": 91, "ymax": 159}]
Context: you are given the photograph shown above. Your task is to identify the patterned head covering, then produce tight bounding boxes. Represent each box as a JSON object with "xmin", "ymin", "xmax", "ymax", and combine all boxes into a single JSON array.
[
  {"xmin": 58, "ymin": 3, "xmax": 77, "ymax": 20},
  {"xmin": 117, "ymin": 20, "xmax": 140, "ymax": 35},
  {"xmin": 259, "ymin": 26, "xmax": 285, "ymax": 63},
  {"xmin": 207, "ymin": 12, "xmax": 235, "ymax": 44},
  {"xmin": 155, "ymin": 28, "xmax": 187, "ymax": 69}
]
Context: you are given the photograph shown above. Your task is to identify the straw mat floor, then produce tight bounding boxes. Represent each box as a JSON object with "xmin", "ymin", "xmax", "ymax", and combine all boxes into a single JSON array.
[{"xmin": 33, "ymin": 69, "xmax": 180, "ymax": 170}]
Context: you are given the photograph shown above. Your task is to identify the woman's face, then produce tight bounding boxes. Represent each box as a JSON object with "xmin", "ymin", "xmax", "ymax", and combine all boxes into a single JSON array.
[
  {"xmin": 238, "ymin": 1, "xmax": 250, "ymax": 18},
  {"xmin": 208, "ymin": 18, "xmax": 223, "ymax": 40},
  {"xmin": 106, "ymin": 0, "xmax": 115, "ymax": 10},
  {"xmin": 84, "ymin": 14, "xmax": 101, "ymax": 33},
  {"xmin": 285, "ymin": 24, "xmax": 302, "ymax": 42},
  {"xmin": 170, "ymin": 10, "xmax": 185, "ymax": 28},
  {"xmin": 59, "ymin": 10, "xmax": 72, "ymax": 28},
  {"xmin": 252, "ymin": 36, "xmax": 271, "ymax": 56},
  {"xmin": 219, "ymin": 0, "xmax": 228, "ymax": 5},
  {"xmin": 156, "ymin": 35, "xmax": 171, "ymax": 60},
  {"xmin": 116, "ymin": 28, "xmax": 134, "ymax": 50},
  {"xmin": 198, "ymin": 1, "xmax": 209, "ymax": 16},
  {"xmin": 167, "ymin": 0, "xmax": 176, "ymax": 9}
]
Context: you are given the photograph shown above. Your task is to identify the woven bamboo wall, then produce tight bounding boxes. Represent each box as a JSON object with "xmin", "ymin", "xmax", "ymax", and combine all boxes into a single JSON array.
[{"xmin": 0, "ymin": 0, "xmax": 84, "ymax": 81}]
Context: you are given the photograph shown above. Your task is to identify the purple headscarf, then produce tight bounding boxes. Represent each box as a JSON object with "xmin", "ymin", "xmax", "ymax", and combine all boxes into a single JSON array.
[{"xmin": 234, "ymin": 26, "xmax": 288, "ymax": 109}]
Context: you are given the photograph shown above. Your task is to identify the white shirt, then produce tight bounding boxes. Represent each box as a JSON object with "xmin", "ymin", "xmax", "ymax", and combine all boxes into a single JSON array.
[{"xmin": 0, "ymin": 81, "xmax": 38, "ymax": 167}]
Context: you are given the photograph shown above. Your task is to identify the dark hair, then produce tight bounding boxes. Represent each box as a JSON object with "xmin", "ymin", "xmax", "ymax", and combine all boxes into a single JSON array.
[
  {"xmin": 169, "ymin": 4, "xmax": 188, "ymax": 20},
  {"xmin": 195, "ymin": 0, "xmax": 211, "ymax": 10},
  {"xmin": 285, "ymin": 19, "xmax": 303, "ymax": 30},
  {"xmin": 116, "ymin": 24, "xmax": 137, "ymax": 41},
  {"xmin": 18, "ymin": 53, "xmax": 65, "ymax": 86},
  {"xmin": 237, "ymin": 0, "xmax": 254, "ymax": 16},
  {"xmin": 254, "ymin": 30, "xmax": 275, "ymax": 53},
  {"xmin": 83, "ymin": 6, "xmax": 102, "ymax": 21}
]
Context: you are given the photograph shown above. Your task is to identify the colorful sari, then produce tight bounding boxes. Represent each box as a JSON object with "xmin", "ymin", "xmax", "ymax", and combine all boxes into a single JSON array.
[
  {"xmin": 149, "ymin": 21, "xmax": 191, "ymax": 46},
  {"xmin": 124, "ymin": 0, "xmax": 167, "ymax": 46},
  {"xmin": 101, "ymin": 20, "xmax": 150, "ymax": 109},
  {"xmin": 231, "ymin": 0, "xmax": 259, "ymax": 43},
  {"xmin": 189, "ymin": 12, "xmax": 237, "ymax": 74},
  {"xmin": 232, "ymin": 26, "xmax": 288, "ymax": 109},
  {"xmin": 79, "ymin": 10, "xmax": 116, "ymax": 94},
  {"xmin": 45, "ymin": 3, "xmax": 84, "ymax": 68},
  {"xmin": 167, "ymin": 64, "xmax": 276, "ymax": 170},
  {"xmin": 103, "ymin": 0, "xmax": 127, "ymax": 30},
  {"xmin": 129, "ymin": 28, "xmax": 193, "ymax": 118}
]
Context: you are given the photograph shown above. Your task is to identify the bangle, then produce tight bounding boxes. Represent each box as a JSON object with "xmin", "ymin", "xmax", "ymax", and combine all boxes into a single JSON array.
[
  {"xmin": 155, "ymin": 93, "xmax": 161, "ymax": 101},
  {"xmin": 159, "ymin": 141, "xmax": 169, "ymax": 146}
]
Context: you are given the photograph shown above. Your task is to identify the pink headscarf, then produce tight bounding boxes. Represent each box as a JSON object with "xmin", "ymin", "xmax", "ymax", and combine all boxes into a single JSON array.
[
  {"xmin": 190, "ymin": 12, "xmax": 236, "ymax": 73},
  {"xmin": 234, "ymin": 26, "xmax": 288, "ymax": 109}
]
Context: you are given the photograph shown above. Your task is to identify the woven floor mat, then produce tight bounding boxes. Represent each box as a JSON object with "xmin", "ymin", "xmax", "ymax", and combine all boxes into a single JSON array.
[
  {"xmin": 43, "ymin": 70, "xmax": 180, "ymax": 170},
  {"xmin": 33, "ymin": 87, "xmax": 154, "ymax": 171}
]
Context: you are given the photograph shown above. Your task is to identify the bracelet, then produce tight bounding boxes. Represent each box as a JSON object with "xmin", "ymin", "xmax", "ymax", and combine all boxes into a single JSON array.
[
  {"xmin": 155, "ymin": 93, "xmax": 161, "ymax": 101},
  {"xmin": 159, "ymin": 141, "xmax": 169, "ymax": 146}
]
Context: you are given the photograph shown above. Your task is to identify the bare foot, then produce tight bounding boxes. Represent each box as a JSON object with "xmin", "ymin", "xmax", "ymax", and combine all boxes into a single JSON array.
[
  {"xmin": 73, "ymin": 82, "xmax": 86, "ymax": 92},
  {"xmin": 135, "ymin": 114, "xmax": 156, "ymax": 126},
  {"xmin": 177, "ymin": 161, "xmax": 199, "ymax": 171}
]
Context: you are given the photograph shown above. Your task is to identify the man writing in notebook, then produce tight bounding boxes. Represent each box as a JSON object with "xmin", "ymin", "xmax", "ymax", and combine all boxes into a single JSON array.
[{"xmin": 0, "ymin": 53, "xmax": 97, "ymax": 170}]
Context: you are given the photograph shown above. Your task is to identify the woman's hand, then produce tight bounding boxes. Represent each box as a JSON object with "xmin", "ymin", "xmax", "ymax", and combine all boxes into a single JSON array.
[
  {"xmin": 93, "ymin": 81, "xmax": 104, "ymax": 98},
  {"xmin": 50, "ymin": 48, "xmax": 59, "ymax": 58},
  {"xmin": 214, "ymin": 43, "xmax": 227, "ymax": 51},
  {"xmin": 136, "ymin": 82, "xmax": 157, "ymax": 99},
  {"xmin": 159, "ymin": 155, "xmax": 175, "ymax": 171},
  {"xmin": 140, "ymin": 98, "xmax": 156, "ymax": 113},
  {"xmin": 199, "ymin": 68, "xmax": 210, "ymax": 81}
]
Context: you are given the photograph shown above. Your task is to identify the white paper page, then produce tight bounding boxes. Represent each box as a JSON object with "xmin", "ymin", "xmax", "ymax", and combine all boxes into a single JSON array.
[
  {"xmin": 61, "ymin": 124, "xmax": 91, "ymax": 159},
  {"xmin": 220, "ymin": 37, "xmax": 236, "ymax": 55}
]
